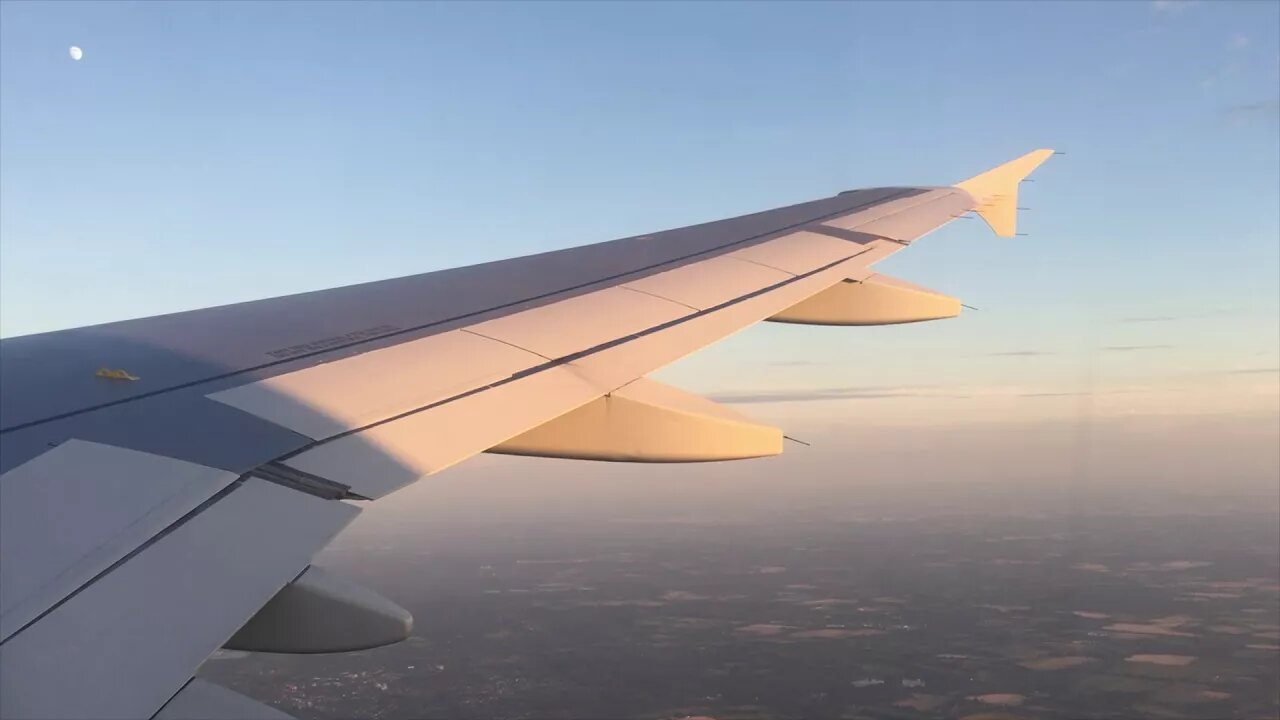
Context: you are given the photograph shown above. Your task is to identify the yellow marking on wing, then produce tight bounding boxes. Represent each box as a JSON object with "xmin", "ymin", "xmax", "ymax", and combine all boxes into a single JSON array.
[{"xmin": 95, "ymin": 368, "xmax": 140, "ymax": 381}]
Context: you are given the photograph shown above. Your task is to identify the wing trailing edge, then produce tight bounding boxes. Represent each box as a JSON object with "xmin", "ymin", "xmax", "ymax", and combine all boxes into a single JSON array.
[{"xmin": 154, "ymin": 679, "xmax": 292, "ymax": 720}]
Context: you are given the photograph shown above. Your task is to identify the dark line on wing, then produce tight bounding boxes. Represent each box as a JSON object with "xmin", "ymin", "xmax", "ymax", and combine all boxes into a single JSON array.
[
  {"xmin": 252, "ymin": 462, "xmax": 363, "ymax": 500},
  {"xmin": 617, "ymin": 285, "xmax": 701, "ymax": 312},
  {"xmin": 730, "ymin": 257, "xmax": 801, "ymax": 275},
  {"xmin": 459, "ymin": 329, "xmax": 553, "ymax": 361},
  {"xmin": 1, "ymin": 190, "xmax": 921, "ymax": 436},
  {"xmin": 805, "ymin": 225, "xmax": 884, "ymax": 245},
  {"xmin": 0, "ymin": 478, "xmax": 247, "ymax": 647},
  {"xmin": 154, "ymin": 678, "xmax": 201, "ymax": 720},
  {"xmin": 274, "ymin": 246, "xmax": 874, "ymax": 457}
]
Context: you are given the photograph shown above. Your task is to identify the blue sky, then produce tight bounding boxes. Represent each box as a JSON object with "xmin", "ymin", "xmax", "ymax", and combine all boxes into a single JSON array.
[{"xmin": 1, "ymin": 1, "xmax": 1277, "ymax": 474}]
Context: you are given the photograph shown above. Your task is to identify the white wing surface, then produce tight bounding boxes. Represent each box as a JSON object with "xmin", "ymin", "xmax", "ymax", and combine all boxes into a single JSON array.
[{"xmin": 0, "ymin": 150, "xmax": 1052, "ymax": 719}]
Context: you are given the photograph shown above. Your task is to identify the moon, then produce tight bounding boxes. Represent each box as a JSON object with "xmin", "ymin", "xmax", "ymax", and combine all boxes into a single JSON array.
[{"xmin": 69, "ymin": 46, "xmax": 83, "ymax": 61}]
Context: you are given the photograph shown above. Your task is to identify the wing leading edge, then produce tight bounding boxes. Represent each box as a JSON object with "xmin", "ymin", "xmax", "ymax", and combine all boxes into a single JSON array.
[{"xmin": 0, "ymin": 150, "xmax": 1052, "ymax": 719}]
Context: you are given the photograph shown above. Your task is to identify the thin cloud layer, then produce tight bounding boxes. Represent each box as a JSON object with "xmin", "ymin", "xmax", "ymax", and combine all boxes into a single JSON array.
[
  {"xmin": 1014, "ymin": 388, "xmax": 1156, "ymax": 398},
  {"xmin": 767, "ymin": 360, "xmax": 823, "ymax": 367},
  {"xmin": 710, "ymin": 385, "xmax": 964, "ymax": 405},
  {"xmin": 1119, "ymin": 316, "xmax": 1179, "ymax": 324},
  {"xmin": 710, "ymin": 384, "xmax": 1172, "ymax": 405},
  {"xmin": 1221, "ymin": 99, "xmax": 1280, "ymax": 126},
  {"xmin": 1224, "ymin": 367, "xmax": 1280, "ymax": 376},
  {"xmin": 1102, "ymin": 345, "xmax": 1174, "ymax": 352},
  {"xmin": 1150, "ymin": 0, "xmax": 1198, "ymax": 15}
]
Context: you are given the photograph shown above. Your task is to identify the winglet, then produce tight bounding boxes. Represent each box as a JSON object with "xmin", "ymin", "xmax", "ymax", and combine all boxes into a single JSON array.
[{"xmin": 954, "ymin": 149, "xmax": 1054, "ymax": 237}]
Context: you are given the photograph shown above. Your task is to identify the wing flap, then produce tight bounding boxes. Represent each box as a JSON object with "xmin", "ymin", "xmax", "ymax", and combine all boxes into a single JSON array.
[
  {"xmin": 622, "ymin": 256, "xmax": 791, "ymax": 311},
  {"xmin": 0, "ymin": 478, "xmax": 358, "ymax": 720},
  {"xmin": 207, "ymin": 330, "xmax": 546, "ymax": 440},
  {"xmin": 466, "ymin": 286, "xmax": 693, "ymax": 360},
  {"xmin": 820, "ymin": 187, "xmax": 973, "ymax": 238},
  {"xmin": 280, "ymin": 239, "xmax": 871, "ymax": 497},
  {"xmin": 568, "ymin": 251, "xmax": 865, "ymax": 392},
  {"xmin": 819, "ymin": 185, "xmax": 967, "ymax": 242},
  {"xmin": 282, "ymin": 365, "xmax": 606, "ymax": 498},
  {"xmin": 0, "ymin": 441, "xmax": 238, "ymax": 643},
  {"xmin": 153, "ymin": 679, "xmax": 292, "ymax": 720},
  {"xmin": 727, "ymin": 231, "xmax": 862, "ymax": 274}
]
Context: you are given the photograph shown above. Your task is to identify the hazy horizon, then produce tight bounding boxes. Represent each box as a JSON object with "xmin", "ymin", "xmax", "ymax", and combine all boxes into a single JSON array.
[{"xmin": 2, "ymin": 0, "xmax": 1277, "ymax": 717}]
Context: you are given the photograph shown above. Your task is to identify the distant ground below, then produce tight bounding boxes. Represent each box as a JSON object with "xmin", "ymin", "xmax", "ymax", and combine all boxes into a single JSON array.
[{"xmin": 205, "ymin": 484, "xmax": 1280, "ymax": 719}]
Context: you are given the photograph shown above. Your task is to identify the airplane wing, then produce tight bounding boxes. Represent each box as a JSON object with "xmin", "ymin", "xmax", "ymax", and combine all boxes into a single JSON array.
[{"xmin": 0, "ymin": 150, "xmax": 1052, "ymax": 719}]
